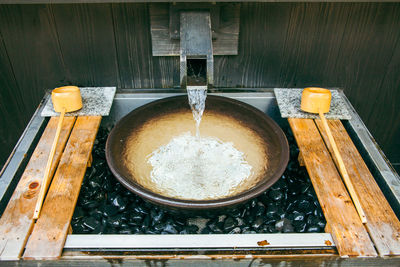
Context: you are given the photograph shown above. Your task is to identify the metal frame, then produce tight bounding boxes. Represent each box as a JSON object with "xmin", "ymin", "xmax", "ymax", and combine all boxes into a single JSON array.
[
  {"xmin": 1, "ymin": 89, "xmax": 400, "ymax": 263},
  {"xmin": 339, "ymin": 90, "xmax": 400, "ymax": 216},
  {"xmin": 0, "ymin": 97, "xmax": 47, "ymax": 213},
  {"xmin": 64, "ymin": 233, "xmax": 334, "ymax": 250}
]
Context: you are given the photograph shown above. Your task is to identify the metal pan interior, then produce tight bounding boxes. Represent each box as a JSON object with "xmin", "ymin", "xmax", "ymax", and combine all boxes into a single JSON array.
[{"xmin": 106, "ymin": 95, "xmax": 289, "ymax": 211}]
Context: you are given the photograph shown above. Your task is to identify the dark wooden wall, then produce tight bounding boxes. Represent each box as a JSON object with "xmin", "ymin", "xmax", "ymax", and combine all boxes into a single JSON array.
[{"xmin": 0, "ymin": 2, "xmax": 399, "ymax": 171}]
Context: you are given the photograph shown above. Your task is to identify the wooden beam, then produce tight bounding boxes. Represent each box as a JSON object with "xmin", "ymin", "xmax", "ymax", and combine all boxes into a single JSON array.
[
  {"xmin": 23, "ymin": 116, "xmax": 101, "ymax": 260},
  {"xmin": 316, "ymin": 119, "xmax": 400, "ymax": 256},
  {"xmin": 0, "ymin": 117, "xmax": 76, "ymax": 260},
  {"xmin": 288, "ymin": 118, "xmax": 377, "ymax": 257}
]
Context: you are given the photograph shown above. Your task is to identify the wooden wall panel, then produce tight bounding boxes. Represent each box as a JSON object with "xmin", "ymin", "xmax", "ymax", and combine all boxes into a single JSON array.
[
  {"xmin": 213, "ymin": 2, "xmax": 400, "ymax": 163},
  {"xmin": 50, "ymin": 4, "xmax": 119, "ymax": 87},
  {"xmin": 0, "ymin": 25, "xmax": 27, "ymax": 166},
  {"xmin": 0, "ymin": 2, "xmax": 399, "ymax": 169},
  {"xmin": 0, "ymin": 4, "xmax": 64, "ymax": 167},
  {"xmin": 111, "ymin": 3, "xmax": 177, "ymax": 88},
  {"xmin": 0, "ymin": 5, "xmax": 65, "ymax": 110}
]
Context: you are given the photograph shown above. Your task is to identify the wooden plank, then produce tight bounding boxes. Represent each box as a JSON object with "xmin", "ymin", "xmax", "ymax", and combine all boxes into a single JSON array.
[
  {"xmin": 23, "ymin": 116, "xmax": 101, "ymax": 260},
  {"xmin": 288, "ymin": 118, "xmax": 377, "ymax": 257},
  {"xmin": 0, "ymin": 117, "xmax": 76, "ymax": 260},
  {"xmin": 316, "ymin": 119, "xmax": 400, "ymax": 256}
]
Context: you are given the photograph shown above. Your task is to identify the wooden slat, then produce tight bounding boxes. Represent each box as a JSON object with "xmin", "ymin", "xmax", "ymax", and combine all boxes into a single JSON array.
[
  {"xmin": 0, "ymin": 117, "xmax": 76, "ymax": 260},
  {"xmin": 23, "ymin": 116, "xmax": 101, "ymax": 260},
  {"xmin": 316, "ymin": 119, "xmax": 400, "ymax": 256},
  {"xmin": 288, "ymin": 118, "xmax": 377, "ymax": 257}
]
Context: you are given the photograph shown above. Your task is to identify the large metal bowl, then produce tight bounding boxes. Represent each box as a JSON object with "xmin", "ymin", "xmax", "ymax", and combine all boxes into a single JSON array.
[{"xmin": 106, "ymin": 95, "xmax": 289, "ymax": 213}]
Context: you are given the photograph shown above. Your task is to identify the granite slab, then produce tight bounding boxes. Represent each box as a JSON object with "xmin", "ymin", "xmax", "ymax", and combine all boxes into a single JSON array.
[
  {"xmin": 274, "ymin": 88, "xmax": 351, "ymax": 120},
  {"xmin": 41, "ymin": 87, "xmax": 116, "ymax": 117}
]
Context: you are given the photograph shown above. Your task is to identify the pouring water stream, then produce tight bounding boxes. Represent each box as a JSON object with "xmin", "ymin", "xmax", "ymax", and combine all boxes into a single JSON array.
[
  {"xmin": 186, "ymin": 86, "xmax": 207, "ymax": 138},
  {"xmin": 146, "ymin": 86, "xmax": 253, "ymax": 200}
]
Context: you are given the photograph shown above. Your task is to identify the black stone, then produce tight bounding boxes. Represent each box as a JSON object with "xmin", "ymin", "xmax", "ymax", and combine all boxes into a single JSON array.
[
  {"xmin": 72, "ymin": 126, "xmax": 327, "ymax": 236},
  {"xmin": 141, "ymin": 216, "xmax": 151, "ymax": 230},
  {"xmin": 150, "ymin": 209, "xmax": 164, "ymax": 224},
  {"xmin": 252, "ymin": 217, "xmax": 264, "ymax": 230},
  {"xmin": 164, "ymin": 222, "xmax": 178, "ymax": 234},
  {"xmin": 223, "ymin": 217, "xmax": 237, "ymax": 232},
  {"xmin": 112, "ymin": 195, "xmax": 127, "ymax": 211},
  {"xmin": 134, "ymin": 206, "xmax": 149, "ymax": 215},
  {"xmin": 293, "ymin": 211, "xmax": 305, "ymax": 222},
  {"xmin": 207, "ymin": 220, "xmax": 221, "ymax": 232},
  {"xmin": 88, "ymin": 180, "xmax": 101, "ymax": 190},
  {"xmin": 228, "ymin": 208, "xmax": 242, "ymax": 218},
  {"xmin": 294, "ymin": 221, "xmax": 307, "ymax": 233},
  {"xmin": 306, "ymin": 225, "xmax": 321, "ymax": 233},
  {"xmin": 201, "ymin": 227, "xmax": 212, "ymax": 234},
  {"xmin": 255, "ymin": 202, "xmax": 266, "ymax": 216},
  {"xmin": 82, "ymin": 217, "xmax": 100, "ymax": 231},
  {"xmin": 282, "ymin": 221, "xmax": 294, "ymax": 233},
  {"xmin": 316, "ymin": 219, "xmax": 326, "ymax": 229},
  {"xmin": 128, "ymin": 213, "xmax": 143, "ymax": 225},
  {"xmin": 103, "ymin": 205, "xmax": 119, "ymax": 217},
  {"xmin": 119, "ymin": 229, "xmax": 133, "ymax": 234},
  {"xmin": 268, "ymin": 190, "xmax": 284, "ymax": 202},
  {"xmin": 266, "ymin": 203, "xmax": 279, "ymax": 217},
  {"xmin": 275, "ymin": 218, "xmax": 292, "ymax": 232},
  {"xmin": 242, "ymin": 229, "xmax": 256, "ymax": 234},
  {"xmin": 180, "ymin": 225, "xmax": 199, "ymax": 234},
  {"xmin": 103, "ymin": 180, "xmax": 114, "ymax": 192},
  {"xmin": 297, "ymin": 198, "xmax": 312, "ymax": 213},
  {"xmin": 89, "ymin": 209, "xmax": 104, "ymax": 221},
  {"xmin": 229, "ymin": 227, "xmax": 241, "ymax": 234},
  {"xmin": 73, "ymin": 207, "xmax": 85, "ymax": 220},
  {"xmin": 107, "ymin": 214, "xmax": 125, "ymax": 228}
]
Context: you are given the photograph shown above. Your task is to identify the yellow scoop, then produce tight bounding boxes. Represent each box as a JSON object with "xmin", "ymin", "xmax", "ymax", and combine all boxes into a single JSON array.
[
  {"xmin": 300, "ymin": 87, "xmax": 367, "ymax": 224},
  {"xmin": 51, "ymin": 86, "xmax": 83, "ymax": 113},
  {"xmin": 301, "ymin": 87, "xmax": 331, "ymax": 114},
  {"xmin": 33, "ymin": 86, "xmax": 82, "ymax": 219}
]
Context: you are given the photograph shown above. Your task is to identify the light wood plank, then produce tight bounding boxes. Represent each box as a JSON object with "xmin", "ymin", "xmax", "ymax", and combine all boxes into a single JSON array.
[
  {"xmin": 288, "ymin": 118, "xmax": 377, "ymax": 257},
  {"xmin": 316, "ymin": 119, "xmax": 400, "ymax": 256},
  {"xmin": 0, "ymin": 117, "xmax": 76, "ymax": 260},
  {"xmin": 23, "ymin": 116, "xmax": 101, "ymax": 260}
]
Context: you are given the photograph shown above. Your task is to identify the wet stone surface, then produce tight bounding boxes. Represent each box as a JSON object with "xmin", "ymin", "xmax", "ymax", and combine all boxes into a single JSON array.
[{"xmin": 72, "ymin": 126, "xmax": 326, "ymax": 234}]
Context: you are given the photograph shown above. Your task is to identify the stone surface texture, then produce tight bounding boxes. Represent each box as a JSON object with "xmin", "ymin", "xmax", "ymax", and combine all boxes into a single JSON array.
[
  {"xmin": 274, "ymin": 88, "xmax": 351, "ymax": 120},
  {"xmin": 41, "ymin": 87, "xmax": 116, "ymax": 117}
]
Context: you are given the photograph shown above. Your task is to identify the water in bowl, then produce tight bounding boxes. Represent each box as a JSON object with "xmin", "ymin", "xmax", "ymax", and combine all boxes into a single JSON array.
[{"xmin": 144, "ymin": 87, "xmax": 254, "ymax": 200}]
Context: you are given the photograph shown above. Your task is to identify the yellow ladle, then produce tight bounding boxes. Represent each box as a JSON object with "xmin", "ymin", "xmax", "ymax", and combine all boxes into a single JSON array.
[
  {"xmin": 33, "ymin": 86, "xmax": 82, "ymax": 219},
  {"xmin": 301, "ymin": 87, "xmax": 367, "ymax": 224}
]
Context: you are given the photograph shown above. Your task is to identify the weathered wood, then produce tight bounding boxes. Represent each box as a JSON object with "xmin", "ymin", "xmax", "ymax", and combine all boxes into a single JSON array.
[
  {"xmin": 0, "ymin": 4, "xmax": 65, "ymax": 171},
  {"xmin": 50, "ymin": 4, "xmax": 118, "ymax": 87},
  {"xmin": 318, "ymin": 112, "xmax": 367, "ymax": 224},
  {"xmin": 298, "ymin": 151, "xmax": 305, "ymax": 166},
  {"xmin": 112, "ymin": 3, "xmax": 177, "ymax": 89},
  {"xmin": 316, "ymin": 119, "xmax": 400, "ymax": 256},
  {"xmin": 288, "ymin": 118, "xmax": 377, "ymax": 257},
  {"xmin": 149, "ymin": 3, "xmax": 240, "ymax": 56},
  {"xmin": 0, "ymin": 117, "xmax": 76, "ymax": 261},
  {"xmin": 23, "ymin": 116, "xmax": 101, "ymax": 260}
]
